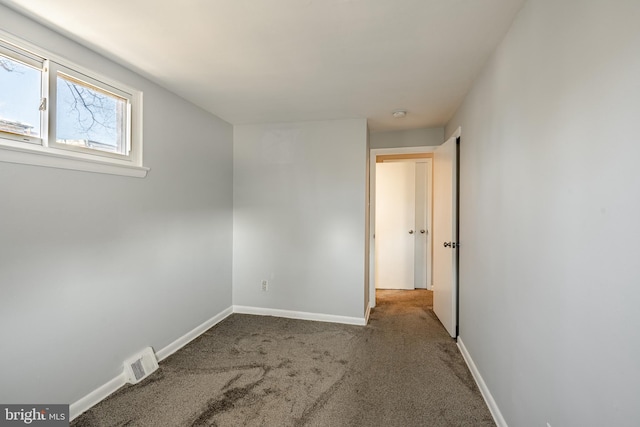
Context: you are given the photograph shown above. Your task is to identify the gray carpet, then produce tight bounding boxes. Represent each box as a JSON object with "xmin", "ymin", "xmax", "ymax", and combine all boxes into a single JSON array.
[{"xmin": 72, "ymin": 290, "xmax": 494, "ymax": 426}]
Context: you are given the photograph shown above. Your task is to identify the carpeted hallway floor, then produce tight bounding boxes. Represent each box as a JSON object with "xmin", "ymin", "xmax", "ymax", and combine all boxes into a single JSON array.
[{"xmin": 72, "ymin": 290, "xmax": 494, "ymax": 426}]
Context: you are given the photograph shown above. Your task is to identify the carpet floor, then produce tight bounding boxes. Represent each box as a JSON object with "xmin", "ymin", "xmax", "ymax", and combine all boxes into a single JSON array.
[{"xmin": 72, "ymin": 290, "xmax": 494, "ymax": 426}]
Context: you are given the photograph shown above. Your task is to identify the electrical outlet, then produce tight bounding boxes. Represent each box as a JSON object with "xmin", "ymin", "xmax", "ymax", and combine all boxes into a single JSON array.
[{"xmin": 261, "ymin": 280, "xmax": 268, "ymax": 291}]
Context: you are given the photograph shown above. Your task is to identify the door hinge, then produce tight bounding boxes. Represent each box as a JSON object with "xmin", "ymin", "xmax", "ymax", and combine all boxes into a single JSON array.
[{"xmin": 39, "ymin": 98, "xmax": 47, "ymax": 111}]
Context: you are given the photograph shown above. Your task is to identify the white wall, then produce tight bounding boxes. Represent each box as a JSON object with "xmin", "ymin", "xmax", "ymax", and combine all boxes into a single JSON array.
[
  {"xmin": 0, "ymin": 5, "xmax": 233, "ymax": 405},
  {"xmin": 233, "ymin": 119, "xmax": 368, "ymax": 319},
  {"xmin": 370, "ymin": 127, "xmax": 443, "ymax": 149},
  {"xmin": 446, "ymin": 0, "xmax": 640, "ymax": 425}
]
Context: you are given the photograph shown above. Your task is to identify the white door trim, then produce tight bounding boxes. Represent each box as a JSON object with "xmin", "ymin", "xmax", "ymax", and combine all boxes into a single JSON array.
[{"xmin": 369, "ymin": 145, "xmax": 438, "ymax": 308}]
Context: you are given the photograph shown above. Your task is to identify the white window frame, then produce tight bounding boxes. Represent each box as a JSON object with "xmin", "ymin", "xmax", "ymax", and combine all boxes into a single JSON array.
[
  {"xmin": 0, "ymin": 31, "xmax": 148, "ymax": 178},
  {"xmin": 0, "ymin": 39, "xmax": 46, "ymax": 146}
]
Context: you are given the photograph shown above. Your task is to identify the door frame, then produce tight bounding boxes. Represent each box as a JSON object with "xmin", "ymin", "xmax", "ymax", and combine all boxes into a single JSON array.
[{"xmin": 369, "ymin": 146, "xmax": 437, "ymax": 308}]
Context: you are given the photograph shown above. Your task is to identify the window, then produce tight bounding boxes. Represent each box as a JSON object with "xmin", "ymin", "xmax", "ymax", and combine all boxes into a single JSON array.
[
  {"xmin": 0, "ymin": 42, "xmax": 44, "ymax": 144},
  {"xmin": 53, "ymin": 67, "xmax": 130, "ymax": 158},
  {"xmin": 0, "ymin": 33, "xmax": 146, "ymax": 177}
]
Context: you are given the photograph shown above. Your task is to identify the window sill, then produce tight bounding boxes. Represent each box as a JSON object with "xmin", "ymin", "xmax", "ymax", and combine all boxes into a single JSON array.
[{"xmin": 0, "ymin": 143, "xmax": 149, "ymax": 178}]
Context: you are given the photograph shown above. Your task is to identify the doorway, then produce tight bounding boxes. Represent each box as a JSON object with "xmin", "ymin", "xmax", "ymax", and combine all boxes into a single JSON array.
[
  {"xmin": 369, "ymin": 146, "xmax": 436, "ymax": 306},
  {"xmin": 368, "ymin": 127, "xmax": 460, "ymax": 338}
]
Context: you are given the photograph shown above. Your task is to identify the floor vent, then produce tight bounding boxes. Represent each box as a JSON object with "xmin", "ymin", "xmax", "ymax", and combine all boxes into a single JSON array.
[{"xmin": 124, "ymin": 347, "xmax": 159, "ymax": 384}]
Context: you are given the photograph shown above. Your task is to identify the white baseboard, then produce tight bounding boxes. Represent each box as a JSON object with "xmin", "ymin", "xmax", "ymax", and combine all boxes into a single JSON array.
[
  {"xmin": 457, "ymin": 337, "xmax": 508, "ymax": 427},
  {"xmin": 70, "ymin": 306, "xmax": 233, "ymax": 421},
  {"xmin": 155, "ymin": 306, "xmax": 233, "ymax": 361},
  {"xmin": 70, "ymin": 372, "xmax": 127, "ymax": 420},
  {"xmin": 233, "ymin": 305, "xmax": 367, "ymax": 326}
]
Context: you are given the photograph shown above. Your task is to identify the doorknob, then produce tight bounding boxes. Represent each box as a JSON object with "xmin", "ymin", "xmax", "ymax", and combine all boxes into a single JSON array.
[
  {"xmin": 409, "ymin": 230, "xmax": 414, "ymax": 234},
  {"xmin": 420, "ymin": 229, "xmax": 426, "ymax": 234},
  {"xmin": 443, "ymin": 242, "xmax": 451, "ymax": 247},
  {"xmin": 443, "ymin": 242, "xmax": 458, "ymax": 248}
]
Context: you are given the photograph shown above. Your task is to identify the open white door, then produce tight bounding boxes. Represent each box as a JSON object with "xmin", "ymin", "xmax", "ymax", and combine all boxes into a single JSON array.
[
  {"xmin": 375, "ymin": 161, "xmax": 416, "ymax": 289},
  {"xmin": 432, "ymin": 131, "xmax": 458, "ymax": 337}
]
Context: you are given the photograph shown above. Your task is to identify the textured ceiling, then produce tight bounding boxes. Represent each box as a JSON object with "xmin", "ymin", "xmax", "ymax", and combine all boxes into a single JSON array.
[{"xmin": 1, "ymin": 0, "xmax": 525, "ymax": 131}]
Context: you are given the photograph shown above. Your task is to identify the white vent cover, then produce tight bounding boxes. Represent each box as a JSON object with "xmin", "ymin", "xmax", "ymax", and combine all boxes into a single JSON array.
[{"xmin": 124, "ymin": 347, "xmax": 159, "ymax": 384}]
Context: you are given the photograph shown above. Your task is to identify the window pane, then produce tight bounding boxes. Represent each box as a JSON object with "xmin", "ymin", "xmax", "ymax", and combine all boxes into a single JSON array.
[
  {"xmin": 0, "ymin": 54, "xmax": 41, "ymax": 138},
  {"xmin": 56, "ymin": 74, "xmax": 127, "ymax": 155}
]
